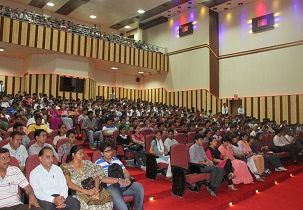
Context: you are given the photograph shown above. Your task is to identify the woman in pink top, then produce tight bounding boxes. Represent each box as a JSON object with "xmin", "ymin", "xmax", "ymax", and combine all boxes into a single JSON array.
[
  {"xmin": 218, "ymin": 137, "xmax": 254, "ymax": 185},
  {"xmin": 49, "ymin": 104, "xmax": 62, "ymax": 130},
  {"xmin": 238, "ymin": 133, "xmax": 265, "ymax": 175},
  {"xmin": 131, "ymin": 125, "xmax": 145, "ymax": 148}
]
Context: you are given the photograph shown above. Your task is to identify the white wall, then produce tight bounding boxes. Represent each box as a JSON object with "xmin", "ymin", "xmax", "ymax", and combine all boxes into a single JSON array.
[
  {"xmin": 219, "ymin": 0, "xmax": 303, "ymax": 98},
  {"xmin": 143, "ymin": 5, "xmax": 210, "ymax": 91},
  {"xmin": 0, "ymin": 56, "xmax": 23, "ymax": 76}
]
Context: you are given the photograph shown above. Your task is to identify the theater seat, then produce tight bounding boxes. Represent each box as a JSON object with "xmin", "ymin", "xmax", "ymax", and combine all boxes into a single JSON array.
[
  {"xmin": 263, "ymin": 134, "xmax": 290, "ymax": 158},
  {"xmin": 171, "ymin": 143, "xmax": 210, "ymax": 197}
]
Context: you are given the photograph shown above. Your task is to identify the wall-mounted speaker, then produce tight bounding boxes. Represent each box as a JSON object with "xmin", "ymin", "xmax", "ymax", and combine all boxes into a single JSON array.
[{"xmin": 136, "ymin": 77, "xmax": 140, "ymax": 82}]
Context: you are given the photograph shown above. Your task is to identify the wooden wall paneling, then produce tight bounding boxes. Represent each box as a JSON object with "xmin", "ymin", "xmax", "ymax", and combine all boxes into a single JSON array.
[
  {"xmin": 192, "ymin": 90, "xmax": 197, "ymax": 109},
  {"xmin": 65, "ymin": 89, "xmax": 70, "ymax": 99},
  {"xmin": 143, "ymin": 51, "xmax": 148, "ymax": 68},
  {"xmin": 134, "ymin": 48, "xmax": 139, "ymax": 66},
  {"xmin": 98, "ymin": 40, "xmax": 104, "ymax": 59},
  {"xmin": 2, "ymin": 17, "xmax": 11, "ymax": 43},
  {"xmin": 202, "ymin": 90, "xmax": 207, "ymax": 111},
  {"xmin": 115, "ymin": 44, "xmax": 120, "ymax": 62},
  {"xmin": 160, "ymin": 54, "xmax": 165, "ymax": 71},
  {"xmin": 174, "ymin": 92, "xmax": 178, "ymax": 106},
  {"xmin": 156, "ymin": 53, "xmax": 161, "ymax": 70},
  {"xmin": 212, "ymin": 95, "xmax": 217, "ymax": 114},
  {"xmin": 72, "ymin": 34, "xmax": 79, "ymax": 55},
  {"xmin": 37, "ymin": 75, "xmax": 43, "ymax": 94},
  {"xmin": 51, "ymin": 74, "xmax": 57, "ymax": 97},
  {"xmin": 290, "ymin": 95, "xmax": 297, "ymax": 124},
  {"xmin": 197, "ymin": 90, "xmax": 202, "ymax": 111},
  {"xmin": 156, "ymin": 88, "xmax": 159, "ymax": 103},
  {"xmin": 20, "ymin": 22, "xmax": 29, "ymax": 46},
  {"xmin": 163, "ymin": 89, "xmax": 167, "ymax": 104},
  {"xmin": 217, "ymin": 98, "xmax": 222, "ymax": 114},
  {"xmin": 183, "ymin": 91, "xmax": 187, "ymax": 108},
  {"xmin": 79, "ymin": 36, "xmax": 85, "ymax": 56},
  {"xmin": 159, "ymin": 88, "xmax": 163, "ymax": 103},
  {"xmin": 36, "ymin": 26, "xmax": 44, "ymax": 49},
  {"xmin": 44, "ymin": 28, "xmax": 51, "ymax": 50},
  {"xmin": 299, "ymin": 95, "xmax": 303, "ymax": 123},
  {"xmin": 91, "ymin": 38, "xmax": 97, "ymax": 58},
  {"xmin": 125, "ymin": 46, "xmax": 130, "ymax": 64},
  {"xmin": 164, "ymin": 55, "xmax": 168, "ymax": 72},
  {"xmin": 260, "ymin": 97, "xmax": 266, "ymax": 121},
  {"xmin": 104, "ymin": 87, "xmax": 108, "ymax": 100},
  {"xmin": 207, "ymin": 91, "xmax": 211, "ymax": 112},
  {"xmin": 116, "ymin": 87, "xmax": 120, "ymax": 99},
  {"xmin": 148, "ymin": 52, "xmax": 152, "ymax": 69},
  {"xmin": 129, "ymin": 48, "xmax": 134, "ymax": 65},
  {"xmin": 85, "ymin": 37, "xmax": 92, "ymax": 57},
  {"xmin": 52, "ymin": 29, "xmax": 59, "ymax": 51},
  {"xmin": 31, "ymin": 75, "xmax": 37, "ymax": 95},
  {"xmin": 84, "ymin": 78, "xmax": 90, "ymax": 99},
  {"xmin": 139, "ymin": 49, "xmax": 144, "ymax": 67},
  {"xmin": 166, "ymin": 92, "xmax": 170, "ymax": 105},
  {"xmin": 109, "ymin": 42, "xmax": 115, "ymax": 61},
  {"xmin": 66, "ymin": 32, "xmax": 72, "ymax": 54},
  {"xmin": 135, "ymin": 89, "xmax": 139, "ymax": 101},
  {"xmin": 132, "ymin": 89, "xmax": 135, "ymax": 100},
  {"xmin": 0, "ymin": 76, "xmax": 5, "ymax": 91},
  {"xmin": 104, "ymin": 41, "xmax": 109, "ymax": 61},
  {"xmin": 178, "ymin": 91, "xmax": 182, "ymax": 107},
  {"xmin": 274, "ymin": 96, "xmax": 281, "ymax": 124},
  {"xmin": 246, "ymin": 98, "xmax": 252, "ymax": 117},
  {"xmin": 241, "ymin": 98, "xmax": 245, "ymax": 114},
  {"xmin": 59, "ymin": 31, "xmax": 66, "ymax": 53},
  {"xmin": 266, "ymin": 96, "xmax": 273, "ymax": 121},
  {"xmin": 152, "ymin": 52, "xmax": 157, "ymax": 70},
  {"xmin": 120, "ymin": 45, "xmax": 125, "ymax": 64},
  {"xmin": 28, "ymin": 24, "xmax": 37, "ymax": 47},
  {"xmin": 282, "ymin": 95, "xmax": 289, "ymax": 123},
  {"xmin": 6, "ymin": 77, "xmax": 13, "ymax": 95},
  {"xmin": 253, "ymin": 97, "xmax": 259, "ymax": 119},
  {"xmin": 14, "ymin": 77, "xmax": 21, "ymax": 95},
  {"xmin": 24, "ymin": 75, "xmax": 29, "ymax": 93},
  {"xmin": 127, "ymin": 88, "xmax": 131, "ymax": 100},
  {"xmin": 44, "ymin": 74, "xmax": 50, "ymax": 96},
  {"xmin": 12, "ymin": 20, "xmax": 20, "ymax": 44}
]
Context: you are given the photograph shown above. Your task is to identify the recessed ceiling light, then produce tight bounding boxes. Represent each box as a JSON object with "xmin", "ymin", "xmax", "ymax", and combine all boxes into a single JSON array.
[
  {"xmin": 138, "ymin": 71, "xmax": 144, "ymax": 74},
  {"xmin": 137, "ymin": 9, "xmax": 145, "ymax": 14},
  {"xmin": 90, "ymin": 15, "xmax": 96, "ymax": 19},
  {"xmin": 46, "ymin": 2, "xmax": 55, "ymax": 7},
  {"xmin": 0, "ymin": 48, "xmax": 4, "ymax": 52},
  {"xmin": 227, "ymin": 2, "xmax": 231, "ymax": 5},
  {"xmin": 124, "ymin": 25, "xmax": 131, "ymax": 29},
  {"xmin": 238, "ymin": 2, "xmax": 243, "ymax": 6},
  {"xmin": 111, "ymin": 67, "xmax": 118, "ymax": 70},
  {"xmin": 224, "ymin": 8, "xmax": 228, "ymax": 10}
]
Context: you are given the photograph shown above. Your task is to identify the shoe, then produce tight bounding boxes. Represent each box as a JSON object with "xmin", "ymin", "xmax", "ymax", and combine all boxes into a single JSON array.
[
  {"xmin": 140, "ymin": 166, "xmax": 146, "ymax": 171},
  {"xmin": 264, "ymin": 169, "xmax": 271, "ymax": 174},
  {"xmin": 278, "ymin": 167, "xmax": 288, "ymax": 171},
  {"xmin": 275, "ymin": 168, "xmax": 283, "ymax": 172},
  {"xmin": 89, "ymin": 145, "xmax": 96, "ymax": 150},
  {"xmin": 189, "ymin": 184, "xmax": 200, "ymax": 192},
  {"xmin": 228, "ymin": 172, "xmax": 236, "ymax": 180},
  {"xmin": 256, "ymin": 178, "xmax": 265, "ymax": 182},
  {"xmin": 207, "ymin": 187, "xmax": 217, "ymax": 197},
  {"xmin": 228, "ymin": 185, "xmax": 238, "ymax": 191}
]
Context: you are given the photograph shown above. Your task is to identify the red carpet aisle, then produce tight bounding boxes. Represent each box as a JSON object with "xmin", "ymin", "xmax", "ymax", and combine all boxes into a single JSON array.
[
  {"xmin": 230, "ymin": 172, "xmax": 303, "ymax": 210},
  {"xmin": 129, "ymin": 164, "xmax": 303, "ymax": 210}
]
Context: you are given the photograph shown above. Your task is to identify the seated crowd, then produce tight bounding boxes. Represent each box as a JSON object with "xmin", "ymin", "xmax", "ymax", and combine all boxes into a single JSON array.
[{"xmin": 0, "ymin": 92, "xmax": 303, "ymax": 209}]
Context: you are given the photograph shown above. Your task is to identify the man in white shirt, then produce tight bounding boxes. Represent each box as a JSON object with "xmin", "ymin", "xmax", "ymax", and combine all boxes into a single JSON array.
[
  {"xmin": 30, "ymin": 147, "xmax": 80, "ymax": 210},
  {"xmin": 164, "ymin": 129, "xmax": 178, "ymax": 153},
  {"xmin": 221, "ymin": 103, "xmax": 228, "ymax": 115},
  {"xmin": 237, "ymin": 105, "xmax": 245, "ymax": 115},
  {"xmin": 273, "ymin": 129, "xmax": 302, "ymax": 163},
  {"xmin": 0, "ymin": 148, "xmax": 41, "ymax": 210},
  {"xmin": 3, "ymin": 131, "xmax": 28, "ymax": 170}
]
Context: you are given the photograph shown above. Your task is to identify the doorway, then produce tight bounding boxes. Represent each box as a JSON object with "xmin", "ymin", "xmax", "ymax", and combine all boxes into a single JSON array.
[{"xmin": 230, "ymin": 99, "xmax": 242, "ymax": 115}]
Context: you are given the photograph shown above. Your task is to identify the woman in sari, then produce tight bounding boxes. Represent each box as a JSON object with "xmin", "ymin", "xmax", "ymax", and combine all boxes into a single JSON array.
[{"xmin": 218, "ymin": 136, "xmax": 254, "ymax": 184}]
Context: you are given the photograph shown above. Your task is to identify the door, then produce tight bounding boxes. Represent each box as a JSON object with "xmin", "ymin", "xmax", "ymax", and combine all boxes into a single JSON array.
[{"xmin": 230, "ymin": 99, "xmax": 242, "ymax": 115}]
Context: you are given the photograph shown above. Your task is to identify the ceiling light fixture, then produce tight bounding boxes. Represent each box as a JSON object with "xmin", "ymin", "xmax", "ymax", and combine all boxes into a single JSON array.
[
  {"xmin": 111, "ymin": 67, "xmax": 118, "ymax": 70},
  {"xmin": 46, "ymin": 2, "xmax": 55, "ymax": 7},
  {"xmin": 238, "ymin": 2, "xmax": 243, "ymax": 6},
  {"xmin": 138, "ymin": 71, "xmax": 144, "ymax": 74},
  {"xmin": 90, "ymin": 15, "xmax": 96, "ymax": 19},
  {"xmin": 124, "ymin": 25, "xmax": 131, "ymax": 29},
  {"xmin": 0, "ymin": 48, "xmax": 4, "ymax": 52},
  {"xmin": 137, "ymin": 9, "xmax": 145, "ymax": 14}
]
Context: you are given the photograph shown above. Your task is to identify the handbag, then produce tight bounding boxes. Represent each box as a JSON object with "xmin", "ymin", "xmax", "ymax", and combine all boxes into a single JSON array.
[
  {"xmin": 80, "ymin": 177, "xmax": 112, "ymax": 205},
  {"xmin": 108, "ymin": 163, "xmax": 135, "ymax": 192},
  {"xmin": 128, "ymin": 143, "xmax": 143, "ymax": 151}
]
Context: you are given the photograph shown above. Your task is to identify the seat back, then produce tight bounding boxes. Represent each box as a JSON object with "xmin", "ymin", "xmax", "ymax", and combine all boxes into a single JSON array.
[
  {"xmin": 28, "ymin": 131, "xmax": 35, "ymax": 140},
  {"xmin": 141, "ymin": 129, "xmax": 154, "ymax": 139},
  {"xmin": 170, "ymin": 144, "xmax": 188, "ymax": 169},
  {"xmin": 10, "ymin": 156, "xmax": 20, "ymax": 168},
  {"xmin": 49, "ymin": 130, "xmax": 58, "ymax": 140},
  {"xmin": 25, "ymin": 155, "xmax": 59, "ymax": 179},
  {"xmin": 162, "ymin": 133, "xmax": 169, "ymax": 142},
  {"xmin": 175, "ymin": 133, "xmax": 187, "ymax": 144},
  {"xmin": 56, "ymin": 138, "xmax": 69, "ymax": 150},
  {"xmin": 145, "ymin": 134, "xmax": 155, "ymax": 153},
  {"xmin": 263, "ymin": 134, "xmax": 275, "ymax": 148},
  {"xmin": 187, "ymin": 132, "xmax": 196, "ymax": 144},
  {"xmin": 0, "ymin": 139, "xmax": 9, "ymax": 148},
  {"xmin": 28, "ymin": 140, "xmax": 37, "ymax": 149},
  {"xmin": 92, "ymin": 151, "xmax": 101, "ymax": 163}
]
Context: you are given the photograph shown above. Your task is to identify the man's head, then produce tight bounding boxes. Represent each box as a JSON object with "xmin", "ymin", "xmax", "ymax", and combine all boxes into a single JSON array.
[
  {"xmin": 100, "ymin": 141, "xmax": 113, "ymax": 160},
  {"xmin": 88, "ymin": 111, "xmax": 94, "ymax": 119},
  {"xmin": 0, "ymin": 148, "xmax": 10, "ymax": 171},
  {"xmin": 168, "ymin": 129, "xmax": 174, "ymax": 139},
  {"xmin": 66, "ymin": 130, "xmax": 76, "ymax": 144},
  {"xmin": 38, "ymin": 147, "xmax": 54, "ymax": 169},
  {"xmin": 13, "ymin": 122, "xmax": 24, "ymax": 133},
  {"xmin": 194, "ymin": 134, "xmax": 204, "ymax": 146},
  {"xmin": 34, "ymin": 114, "xmax": 43, "ymax": 126},
  {"xmin": 34, "ymin": 129, "xmax": 47, "ymax": 144},
  {"xmin": 9, "ymin": 131, "xmax": 23, "ymax": 150}
]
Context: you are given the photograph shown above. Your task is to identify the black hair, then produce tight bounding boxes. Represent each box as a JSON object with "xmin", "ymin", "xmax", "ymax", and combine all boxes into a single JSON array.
[
  {"xmin": 38, "ymin": 146, "xmax": 53, "ymax": 157},
  {"xmin": 66, "ymin": 145, "xmax": 83, "ymax": 163},
  {"xmin": 10, "ymin": 131, "xmax": 23, "ymax": 139},
  {"xmin": 13, "ymin": 122, "xmax": 24, "ymax": 130},
  {"xmin": 34, "ymin": 114, "xmax": 43, "ymax": 120},
  {"xmin": 66, "ymin": 129, "xmax": 76, "ymax": 137},
  {"xmin": 34, "ymin": 129, "xmax": 47, "ymax": 140},
  {"xmin": 194, "ymin": 134, "xmax": 203, "ymax": 141},
  {"xmin": 99, "ymin": 141, "xmax": 113, "ymax": 152},
  {"xmin": 222, "ymin": 135, "xmax": 231, "ymax": 143},
  {"xmin": 0, "ymin": 147, "xmax": 9, "ymax": 154}
]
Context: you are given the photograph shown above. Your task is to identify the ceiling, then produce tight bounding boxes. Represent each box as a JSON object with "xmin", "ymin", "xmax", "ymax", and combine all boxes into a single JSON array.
[{"xmin": 9, "ymin": 0, "xmax": 258, "ymax": 32}]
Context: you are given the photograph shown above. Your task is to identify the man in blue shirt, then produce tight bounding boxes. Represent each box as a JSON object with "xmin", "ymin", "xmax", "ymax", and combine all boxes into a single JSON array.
[{"xmin": 95, "ymin": 141, "xmax": 144, "ymax": 210}]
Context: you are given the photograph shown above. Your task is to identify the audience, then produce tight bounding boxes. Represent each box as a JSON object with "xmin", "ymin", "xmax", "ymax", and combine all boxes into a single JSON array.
[
  {"xmin": 30, "ymin": 147, "xmax": 80, "ymax": 210},
  {"xmin": 57, "ymin": 130, "xmax": 76, "ymax": 161},
  {"xmin": 53, "ymin": 124, "xmax": 67, "ymax": 146},
  {"xmin": 0, "ymin": 148, "xmax": 41, "ymax": 210},
  {"xmin": 96, "ymin": 141, "xmax": 144, "ymax": 210},
  {"xmin": 82, "ymin": 110, "xmax": 102, "ymax": 150},
  {"xmin": 163, "ymin": 129, "xmax": 178, "ymax": 153}
]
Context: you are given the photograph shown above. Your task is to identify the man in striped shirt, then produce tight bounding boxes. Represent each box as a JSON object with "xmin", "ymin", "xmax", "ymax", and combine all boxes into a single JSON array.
[
  {"xmin": 95, "ymin": 141, "xmax": 144, "ymax": 210},
  {"xmin": 0, "ymin": 148, "xmax": 41, "ymax": 210}
]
